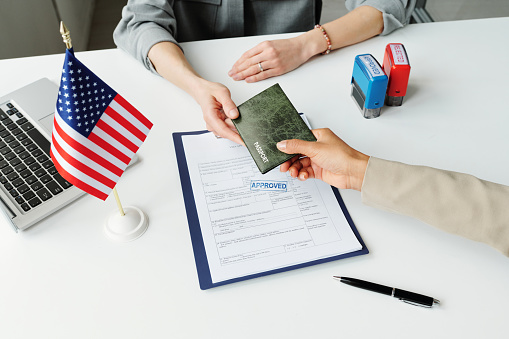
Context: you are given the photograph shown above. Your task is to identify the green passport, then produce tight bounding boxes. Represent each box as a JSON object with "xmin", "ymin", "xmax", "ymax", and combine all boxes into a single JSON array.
[{"xmin": 232, "ymin": 83, "xmax": 316, "ymax": 174}]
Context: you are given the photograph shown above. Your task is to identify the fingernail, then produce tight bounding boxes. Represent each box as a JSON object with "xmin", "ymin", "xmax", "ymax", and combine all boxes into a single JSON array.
[
  {"xmin": 232, "ymin": 74, "xmax": 240, "ymax": 81},
  {"xmin": 276, "ymin": 141, "xmax": 286, "ymax": 150},
  {"xmin": 228, "ymin": 70, "xmax": 233, "ymax": 76},
  {"xmin": 299, "ymin": 173, "xmax": 306, "ymax": 180},
  {"xmin": 227, "ymin": 109, "xmax": 238, "ymax": 119}
]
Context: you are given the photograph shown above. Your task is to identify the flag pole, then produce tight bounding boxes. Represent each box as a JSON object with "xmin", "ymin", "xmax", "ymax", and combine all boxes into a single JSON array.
[{"xmin": 113, "ymin": 187, "xmax": 125, "ymax": 216}]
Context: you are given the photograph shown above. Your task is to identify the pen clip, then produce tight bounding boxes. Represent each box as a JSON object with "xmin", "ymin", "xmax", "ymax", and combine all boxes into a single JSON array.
[
  {"xmin": 399, "ymin": 298, "xmax": 440, "ymax": 308},
  {"xmin": 400, "ymin": 299, "xmax": 432, "ymax": 308}
]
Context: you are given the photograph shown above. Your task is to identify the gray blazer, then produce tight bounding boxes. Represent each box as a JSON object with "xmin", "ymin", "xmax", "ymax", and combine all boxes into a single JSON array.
[
  {"xmin": 362, "ymin": 157, "xmax": 509, "ymax": 256},
  {"xmin": 114, "ymin": 0, "xmax": 415, "ymax": 72}
]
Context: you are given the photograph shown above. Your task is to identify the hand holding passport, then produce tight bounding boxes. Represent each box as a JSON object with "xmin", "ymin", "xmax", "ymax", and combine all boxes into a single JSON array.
[{"xmin": 232, "ymin": 83, "xmax": 316, "ymax": 174}]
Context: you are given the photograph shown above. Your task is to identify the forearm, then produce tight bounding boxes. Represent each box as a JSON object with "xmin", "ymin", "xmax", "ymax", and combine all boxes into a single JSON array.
[
  {"xmin": 297, "ymin": 5, "xmax": 384, "ymax": 59},
  {"xmin": 361, "ymin": 157, "xmax": 509, "ymax": 256},
  {"xmin": 346, "ymin": 0, "xmax": 416, "ymax": 36},
  {"xmin": 148, "ymin": 41, "xmax": 205, "ymax": 101}
]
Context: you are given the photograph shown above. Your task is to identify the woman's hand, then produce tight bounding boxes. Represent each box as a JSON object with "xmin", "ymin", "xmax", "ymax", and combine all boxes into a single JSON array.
[
  {"xmin": 228, "ymin": 6, "xmax": 384, "ymax": 84},
  {"xmin": 277, "ymin": 128, "xmax": 369, "ymax": 191},
  {"xmin": 191, "ymin": 78, "xmax": 243, "ymax": 145},
  {"xmin": 228, "ymin": 33, "xmax": 323, "ymax": 83}
]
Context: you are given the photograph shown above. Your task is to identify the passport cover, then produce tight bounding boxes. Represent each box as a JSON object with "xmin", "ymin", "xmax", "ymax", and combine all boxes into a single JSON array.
[{"xmin": 232, "ymin": 84, "xmax": 316, "ymax": 174}]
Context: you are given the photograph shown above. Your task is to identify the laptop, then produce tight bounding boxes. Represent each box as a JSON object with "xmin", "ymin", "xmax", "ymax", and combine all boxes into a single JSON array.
[{"xmin": 0, "ymin": 78, "xmax": 136, "ymax": 231}]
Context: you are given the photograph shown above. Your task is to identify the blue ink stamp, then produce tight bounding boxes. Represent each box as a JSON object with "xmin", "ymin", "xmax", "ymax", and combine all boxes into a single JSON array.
[{"xmin": 250, "ymin": 180, "xmax": 288, "ymax": 192}]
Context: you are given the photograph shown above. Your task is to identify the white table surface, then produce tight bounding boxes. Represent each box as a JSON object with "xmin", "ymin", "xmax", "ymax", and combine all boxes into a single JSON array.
[{"xmin": 1, "ymin": 17, "xmax": 508, "ymax": 339}]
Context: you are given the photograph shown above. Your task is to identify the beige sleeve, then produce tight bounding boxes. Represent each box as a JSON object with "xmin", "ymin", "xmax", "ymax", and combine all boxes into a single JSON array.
[{"xmin": 361, "ymin": 157, "xmax": 509, "ymax": 256}]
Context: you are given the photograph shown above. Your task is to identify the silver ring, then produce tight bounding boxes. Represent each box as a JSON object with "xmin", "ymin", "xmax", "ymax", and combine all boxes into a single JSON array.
[{"xmin": 258, "ymin": 62, "xmax": 264, "ymax": 72}]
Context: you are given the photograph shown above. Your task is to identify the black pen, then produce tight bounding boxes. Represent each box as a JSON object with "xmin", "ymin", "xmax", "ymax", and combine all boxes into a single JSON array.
[{"xmin": 333, "ymin": 276, "xmax": 440, "ymax": 308}]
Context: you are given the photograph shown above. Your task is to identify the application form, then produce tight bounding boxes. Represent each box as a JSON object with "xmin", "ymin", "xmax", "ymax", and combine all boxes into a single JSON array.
[{"xmin": 181, "ymin": 132, "xmax": 362, "ymax": 283}]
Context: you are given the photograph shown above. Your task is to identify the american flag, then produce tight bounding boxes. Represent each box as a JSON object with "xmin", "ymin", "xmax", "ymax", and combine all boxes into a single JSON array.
[{"xmin": 51, "ymin": 49, "xmax": 153, "ymax": 200}]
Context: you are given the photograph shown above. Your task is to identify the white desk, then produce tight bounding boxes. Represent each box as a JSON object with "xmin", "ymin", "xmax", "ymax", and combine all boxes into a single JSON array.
[{"xmin": 1, "ymin": 17, "xmax": 508, "ymax": 339}]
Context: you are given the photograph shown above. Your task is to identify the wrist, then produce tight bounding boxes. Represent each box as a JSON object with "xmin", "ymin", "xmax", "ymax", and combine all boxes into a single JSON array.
[
  {"xmin": 298, "ymin": 27, "xmax": 330, "ymax": 59},
  {"xmin": 349, "ymin": 153, "xmax": 369, "ymax": 191},
  {"xmin": 186, "ymin": 75, "xmax": 206, "ymax": 96}
]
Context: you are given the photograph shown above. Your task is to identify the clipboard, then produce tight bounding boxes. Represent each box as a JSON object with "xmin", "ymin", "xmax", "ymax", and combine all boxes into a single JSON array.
[{"xmin": 173, "ymin": 130, "xmax": 369, "ymax": 290}]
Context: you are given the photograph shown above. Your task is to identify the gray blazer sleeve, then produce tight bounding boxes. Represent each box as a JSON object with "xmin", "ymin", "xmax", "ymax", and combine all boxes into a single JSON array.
[
  {"xmin": 345, "ymin": 0, "xmax": 416, "ymax": 35},
  {"xmin": 113, "ymin": 0, "xmax": 181, "ymax": 72},
  {"xmin": 361, "ymin": 157, "xmax": 509, "ymax": 256}
]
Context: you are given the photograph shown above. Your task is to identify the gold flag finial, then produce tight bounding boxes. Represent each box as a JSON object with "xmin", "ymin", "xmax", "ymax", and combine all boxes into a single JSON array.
[{"xmin": 60, "ymin": 21, "xmax": 72, "ymax": 49}]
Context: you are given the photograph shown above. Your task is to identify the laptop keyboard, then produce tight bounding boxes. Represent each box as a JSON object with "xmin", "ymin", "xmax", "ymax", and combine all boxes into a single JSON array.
[{"xmin": 0, "ymin": 101, "xmax": 72, "ymax": 214}]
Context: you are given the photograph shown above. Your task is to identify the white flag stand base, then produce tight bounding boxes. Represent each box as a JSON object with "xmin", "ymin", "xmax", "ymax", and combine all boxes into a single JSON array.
[{"xmin": 104, "ymin": 206, "xmax": 148, "ymax": 242}]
